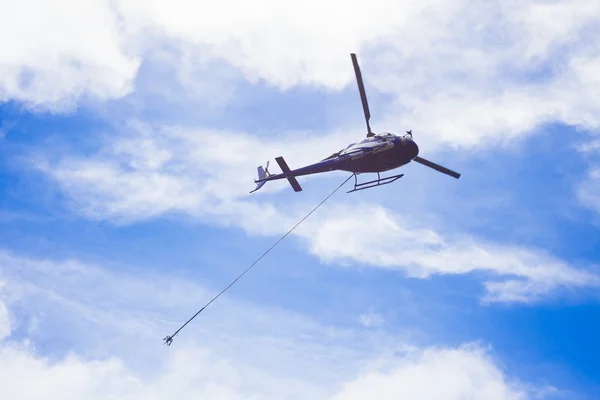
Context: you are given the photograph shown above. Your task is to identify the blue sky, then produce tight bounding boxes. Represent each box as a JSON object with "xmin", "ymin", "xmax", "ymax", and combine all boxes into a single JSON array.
[{"xmin": 1, "ymin": 1, "xmax": 600, "ymax": 399}]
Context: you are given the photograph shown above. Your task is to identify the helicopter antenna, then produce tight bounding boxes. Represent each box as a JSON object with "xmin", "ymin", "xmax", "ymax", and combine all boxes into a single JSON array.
[{"xmin": 351, "ymin": 53, "xmax": 374, "ymax": 138}]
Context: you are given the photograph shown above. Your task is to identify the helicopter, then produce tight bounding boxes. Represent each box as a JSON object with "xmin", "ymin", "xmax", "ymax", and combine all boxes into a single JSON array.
[{"xmin": 250, "ymin": 53, "xmax": 461, "ymax": 194}]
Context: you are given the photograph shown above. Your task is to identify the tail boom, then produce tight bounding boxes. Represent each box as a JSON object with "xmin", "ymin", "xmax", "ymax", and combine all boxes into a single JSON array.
[{"xmin": 250, "ymin": 157, "xmax": 342, "ymax": 194}]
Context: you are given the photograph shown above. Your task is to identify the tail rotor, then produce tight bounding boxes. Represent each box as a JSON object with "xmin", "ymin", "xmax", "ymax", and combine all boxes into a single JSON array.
[{"xmin": 250, "ymin": 161, "xmax": 272, "ymax": 193}]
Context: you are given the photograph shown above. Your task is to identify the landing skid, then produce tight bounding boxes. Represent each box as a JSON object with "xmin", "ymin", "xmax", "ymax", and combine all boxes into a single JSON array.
[{"xmin": 347, "ymin": 172, "xmax": 404, "ymax": 193}]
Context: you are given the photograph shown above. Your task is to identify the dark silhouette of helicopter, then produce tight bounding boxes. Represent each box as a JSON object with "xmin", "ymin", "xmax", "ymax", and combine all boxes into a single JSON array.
[{"xmin": 251, "ymin": 53, "xmax": 461, "ymax": 194}]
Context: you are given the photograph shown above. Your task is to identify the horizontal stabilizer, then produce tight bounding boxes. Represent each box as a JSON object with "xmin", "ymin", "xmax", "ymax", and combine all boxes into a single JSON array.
[{"xmin": 275, "ymin": 156, "xmax": 303, "ymax": 192}]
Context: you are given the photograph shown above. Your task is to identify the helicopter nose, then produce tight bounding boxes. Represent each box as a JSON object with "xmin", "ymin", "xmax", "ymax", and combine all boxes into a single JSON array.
[{"xmin": 408, "ymin": 138, "xmax": 419, "ymax": 159}]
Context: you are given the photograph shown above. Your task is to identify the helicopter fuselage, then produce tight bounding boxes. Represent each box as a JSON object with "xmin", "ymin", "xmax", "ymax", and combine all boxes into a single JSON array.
[
  {"xmin": 257, "ymin": 132, "xmax": 419, "ymax": 186},
  {"xmin": 335, "ymin": 132, "xmax": 419, "ymax": 173}
]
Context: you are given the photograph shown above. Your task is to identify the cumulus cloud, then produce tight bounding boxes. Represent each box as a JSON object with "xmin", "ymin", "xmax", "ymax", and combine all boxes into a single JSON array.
[
  {"xmin": 0, "ymin": 0, "xmax": 139, "ymax": 111},
  {"xmin": 367, "ymin": 1, "xmax": 600, "ymax": 150},
  {"xmin": 0, "ymin": 299, "xmax": 11, "ymax": 340},
  {"xmin": 332, "ymin": 344, "xmax": 533, "ymax": 400},
  {"xmin": 358, "ymin": 312, "xmax": 385, "ymax": 328},
  {"xmin": 0, "ymin": 341, "xmax": 543, "ymax": 400},
  {"xmin": 32, "ymin": 121, "xmax": 359, "ymax": 235},
  {"xmin": 575, "ymin": 137, "xmax": 600, "ymax": 216},
  {"xmin": 0, "ymin": 340, "xmax": 337, "ymax": 400},
  {"xmin": 0, "ymin": 250, "xmax": 551, "ymax": 399},
  {"xmin": 32, "ymin": 124, "xmax": 600, "ymax": 303},
  {"xmin": 577, "ymin": 168, "xmax": 600, "ymax": 214},
  {"xmin": 304, "ymin": 205, "xmax": 599, "ymax": 303},
  {"xmin": 2, "ymin": 0, "xmax": 600, "ymax": 151},
  {"xmin": 126, "ymin": 0, "xmax": 600, "ymax": 150}
]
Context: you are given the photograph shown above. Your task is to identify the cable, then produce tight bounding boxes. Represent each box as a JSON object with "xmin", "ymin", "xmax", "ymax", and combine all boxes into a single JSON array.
[{"xmin": 163, "ymin": 174, "xmax": 354, "ymax": 346}]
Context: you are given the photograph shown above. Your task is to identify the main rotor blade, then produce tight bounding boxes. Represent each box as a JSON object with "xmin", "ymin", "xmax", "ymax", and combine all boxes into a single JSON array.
[
  {"xmin": 350, "ymin": 53, "xmax": 373, "ymax": 136},
  {"xmin": 413, "ymin": 156, "xmax": 461, "ymax": 179}
]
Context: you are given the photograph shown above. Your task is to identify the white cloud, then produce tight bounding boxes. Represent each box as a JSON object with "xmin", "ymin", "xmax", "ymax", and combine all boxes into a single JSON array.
[
  {"xmin": 0, "ymin": 341, "xmax": 544, "ymax": 400},
  {"xmin": 0, "ymin": 0, "xmax": 139, "ymax": 111},
  {"xmin": 358, "ymin": 312, "xmax": 385, "ymax": 328},
  {"xmin": 3, "ymin": 0, "xmax": 600, "ymax": 151},
  {"xmin": 576, "ymin": 140, "xmax": 600, "ymax": 154},
  {"xmin": 0, "ymin": 290, "xmax": 11, "ymax": 340},
  {"xmin": 575, "ymin": 141, "xmax": 600, "ymax": 216},
  {"xmin": 114, "ymin": 0, "xmax": 427, "ymax": 89},
  {"xmin": 577, "ymin": 168, "xmax": 600, "ymax": 215},
  {"xmin": 332, "ymin": 344, "xmax": 535, "ymax": 400},
  {"xmin": 0, "ymin": 341, "xmax": 333, "ymax": 400},
  {"xmin": 0, "ymin": 250, "xmax": 551, "ymax": 399},
  {"xmin": 304, "ymin": 205, "xmax": 599, "ymax": 303},
  {"xmin": 110, "ymin": 0, "xmax": 600, "ymax": 152},
  {"xmin": 34, "ymin": 122, "xmax": 352, "ymax": 227},
  {"xmin": 34, "ymin": 124, "xmax": 600, "ymax": 303}
]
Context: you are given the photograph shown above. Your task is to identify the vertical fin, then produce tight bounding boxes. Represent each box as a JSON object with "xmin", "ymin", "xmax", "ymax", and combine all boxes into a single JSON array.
[{"xmin": 250, "ymin": 165, "xmax": 268, "ymax": 193}]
